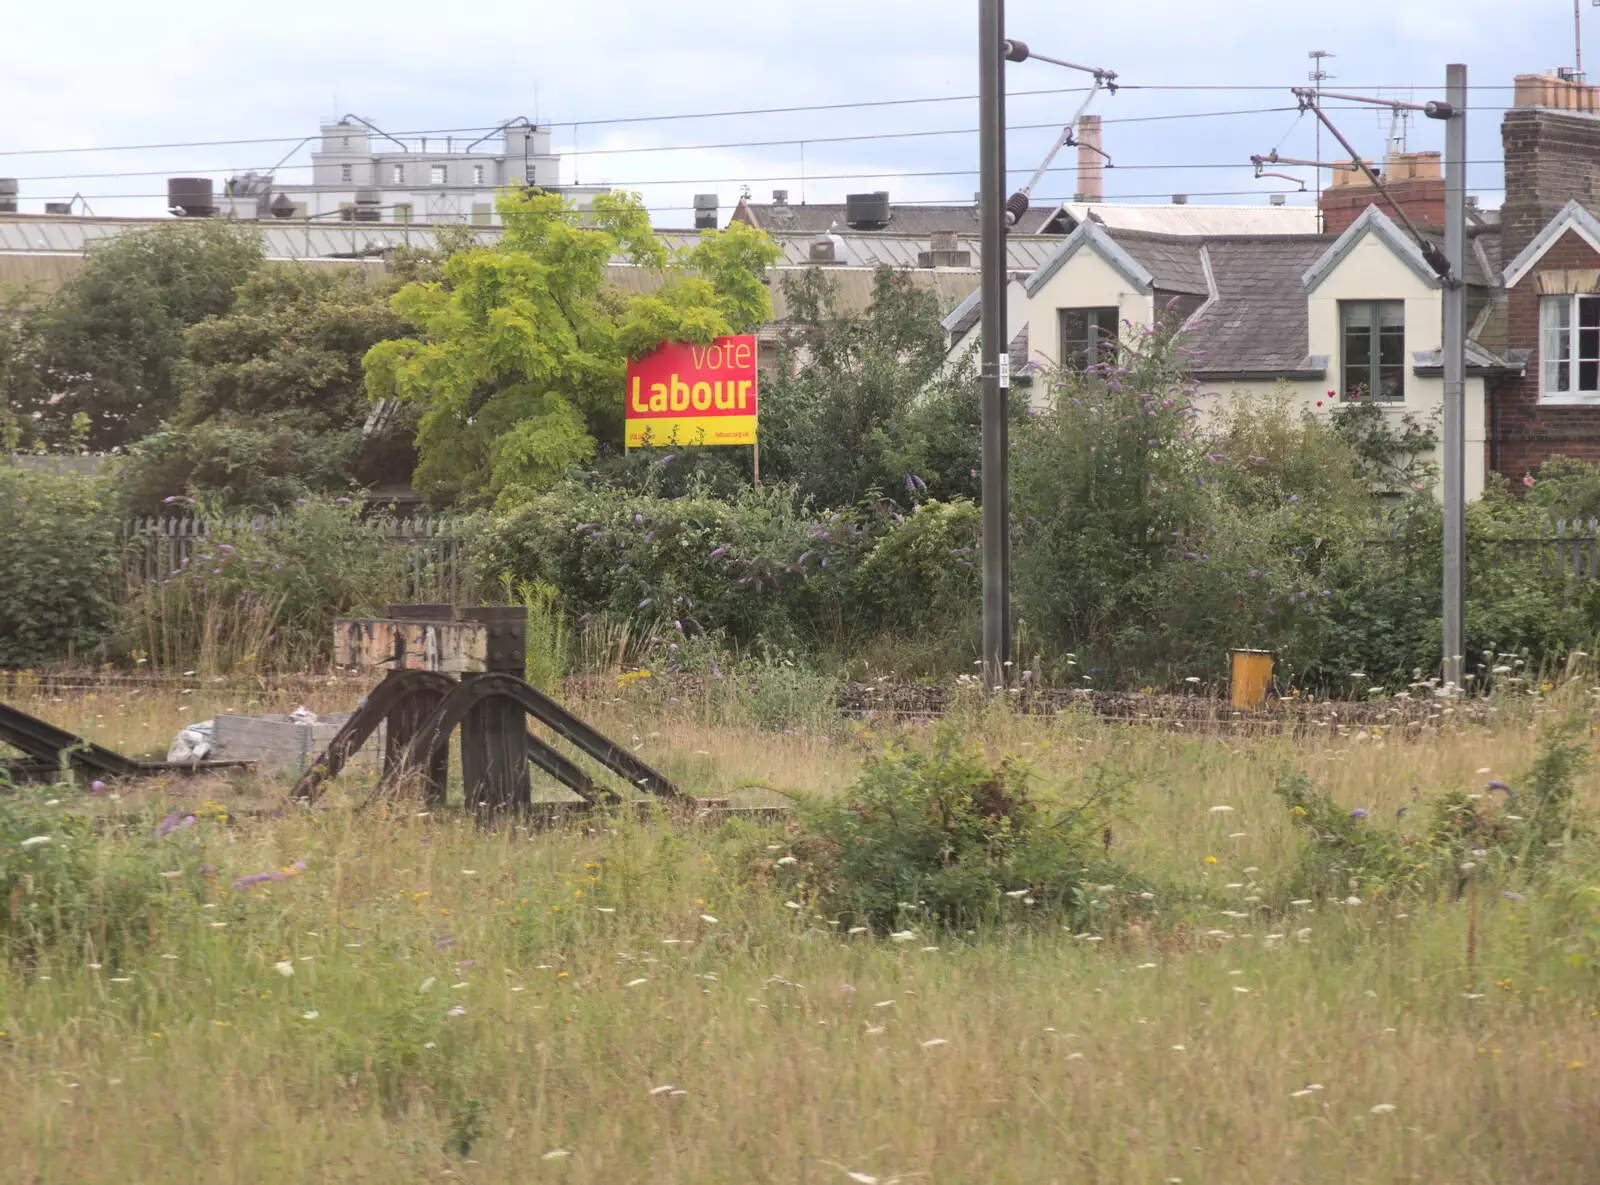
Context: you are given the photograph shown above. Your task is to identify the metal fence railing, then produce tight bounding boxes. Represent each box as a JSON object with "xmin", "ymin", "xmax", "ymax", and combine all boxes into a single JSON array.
[{"xmin": 118, "ymin": 515, "xmax": 476, "ymax": 604}]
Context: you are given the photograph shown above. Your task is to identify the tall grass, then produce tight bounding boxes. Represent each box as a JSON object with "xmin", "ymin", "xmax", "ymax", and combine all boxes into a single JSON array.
[{"xmin": 2, "ymin": 684, "xmax": 1597, "ymax": 1182}]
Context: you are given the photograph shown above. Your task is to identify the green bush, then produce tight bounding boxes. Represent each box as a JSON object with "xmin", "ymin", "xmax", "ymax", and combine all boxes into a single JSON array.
[
  {"xmin": 0, "ymin": 466, "xmax": 118, "ymax": 666},
  {"xmin": 776, "ymin": 730, "xmax": 1146, "ymax": 932},
  {"xmin": 856, "ymin": 497, "xmax": 980, "ymax": 637},
  {"xmin": 475, "ymin": 481, "xmax": 876, "ymax": 654}
]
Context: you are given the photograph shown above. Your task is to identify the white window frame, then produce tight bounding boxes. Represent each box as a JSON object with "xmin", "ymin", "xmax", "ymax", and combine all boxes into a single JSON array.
[
  {"xmin": 391, "ymin": 163, "xmax": 404, "ymax": 185},
  {"xmin": 340, "ymin": 163, "xmax": 353, "ymax": 183},
  {"xmin": 1540, "ymin": 293, "xmax": 1600, "ymax": 404},
  {"xmin": 430, "ymin": 164, "xmax": 447, "ymax": 186},
  {"xmin": 473, "ymin": 163, "xmax": 486, "ymax": 186}
]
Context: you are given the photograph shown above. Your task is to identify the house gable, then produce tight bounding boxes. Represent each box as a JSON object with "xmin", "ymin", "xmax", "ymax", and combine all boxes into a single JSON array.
[
  {"xmin": 1024, "ymin": 221, "xmax": 1153, "ymax": 298},
  {"xmin": 1502, "ymin": 199, "xmax": 1600, "ymax": 289},
  {"xmin": 1302, "ymin": 205, "xmax": 1441, "ymax": 293}
]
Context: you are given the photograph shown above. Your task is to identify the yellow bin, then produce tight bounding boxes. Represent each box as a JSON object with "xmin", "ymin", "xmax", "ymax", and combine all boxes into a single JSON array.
[{"xmin": 1230, "ymin": 649, "xmax": 1274, "ymax": 709}]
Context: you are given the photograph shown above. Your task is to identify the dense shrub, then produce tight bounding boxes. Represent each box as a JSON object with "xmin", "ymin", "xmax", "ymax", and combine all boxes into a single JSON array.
[
  {"xmin": 774, "ymin": 730, "xmax": 1148, "ymax": 933},
  {"xmin": 0, "ymin": 466, "xmax": 118, "ymax": 666},
  {"xmin": 474, "ymin": 480, "xmax": 876, "ymax": 652}
]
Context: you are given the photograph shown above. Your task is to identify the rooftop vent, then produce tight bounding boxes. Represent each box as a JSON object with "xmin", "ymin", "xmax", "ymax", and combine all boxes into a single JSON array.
[
  {"xmin": 809, "ymin": 234, "xmax": 843, "ymax": 264},
  {"xmin": 694, "ymin": 193, "xmax": 718, "ymax": 230},
  {"xmin": 270, "ymin": 192, "xmax": 297, "ymax": 219},
  {"xmin": 167, "ymin": 177, "xmax": 215, "ymax": 218},
  {"xmin": 846, "ymin": 191, "xmax": 891, "ymax": 229},
  {"xmin": 0, "ymin": 178, "xmax": 16, "ymax": 214},
  {"xmin": 917, "ymin": 229, "xmax": 972, "ymax": 268},
  {"xmin": 772, "ymin": 189, "xmax": 789, "ymax": 205},
  {"xmin": 353, "ymin": 188, "xmax": 382, "ymax": 222},
  {"xmin": 44, "ymin": 202, "xmax": 72, "ymax": 215},
  {"xmin": 1269, "ymin": 193, "xmax": 1286, "ymax": 206},
  {"xmin": 1171, "ymin": 194, "xmax": 1189, "ymax": 205}
]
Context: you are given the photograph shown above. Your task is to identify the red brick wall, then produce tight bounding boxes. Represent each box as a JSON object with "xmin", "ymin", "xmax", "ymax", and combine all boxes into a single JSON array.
[
  {"xmin": 1492, "ymin": 227, "xmax": 1600, "ymax": 478},
  {"xmin": 1320, "ymin": 177, "xmax": 1447, "ymax": 236}
]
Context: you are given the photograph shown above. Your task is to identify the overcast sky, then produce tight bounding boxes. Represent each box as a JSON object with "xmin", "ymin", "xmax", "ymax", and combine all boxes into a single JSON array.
[{"xmin": 0, "ymin": 0, "xmax": 1585, "ymax": 225}]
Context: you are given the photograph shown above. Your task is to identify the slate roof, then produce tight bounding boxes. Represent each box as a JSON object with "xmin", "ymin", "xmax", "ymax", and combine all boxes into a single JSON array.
[
  {"xmin": 731, "ymin": 199, "xmax": 1058, "ymax": 235},
  {"xmin": 1105, "ymin": 231, "xmax": 1209, "ymax": 296},
  {"xmin": 1178, "ymin": 236, "xmax": 1336, "ymax": 376}
]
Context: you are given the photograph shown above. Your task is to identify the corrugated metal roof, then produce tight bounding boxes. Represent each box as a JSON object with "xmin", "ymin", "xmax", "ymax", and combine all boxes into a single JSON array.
[
  {"xmin": 606, "ymin": 264, "xmax": 979, "ymax": 319},
  {"xmin": 1055, "ymin": 202, "xmax": 1319, "ymax": 236},
  {"xmin": 0, "ymin": 215, "xmax": 497, "ymax": 260}
]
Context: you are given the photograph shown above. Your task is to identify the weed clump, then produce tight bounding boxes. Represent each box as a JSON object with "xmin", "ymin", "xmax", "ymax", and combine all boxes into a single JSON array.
[
  {"xmin": 776, "ymin": 729, "xmax": 1152, "ymax": 933},
  {"xmin": 1275, "ymin": 719, "xmax": 1591, "ymax": 904}
]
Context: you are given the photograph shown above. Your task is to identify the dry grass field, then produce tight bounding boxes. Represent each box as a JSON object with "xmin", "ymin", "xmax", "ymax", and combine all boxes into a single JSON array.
[{"xmin": 1, "ymin": 677, "xmax": 1598, "ymax": 1183}]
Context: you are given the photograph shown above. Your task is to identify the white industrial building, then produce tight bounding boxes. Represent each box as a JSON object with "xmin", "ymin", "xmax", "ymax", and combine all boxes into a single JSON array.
[{"xmin": 221, "ymin": 115, "xmax": 610, "ymax": 225}]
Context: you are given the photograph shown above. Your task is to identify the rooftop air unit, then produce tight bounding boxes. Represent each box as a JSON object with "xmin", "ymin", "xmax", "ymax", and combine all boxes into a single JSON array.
[
  {"xmin": 845, "ymin": 191, "xmax": 890, "ymax": 229},
  {"xmin": 693, "ymin": 193, "xmax": 718, "ymax": 230},
  {"xmin": 167, "ymin": 177, "xmax": 216, "ymax": 217}
]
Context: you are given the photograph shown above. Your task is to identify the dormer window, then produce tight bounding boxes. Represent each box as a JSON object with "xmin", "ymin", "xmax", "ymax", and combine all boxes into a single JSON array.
[
  {"xmin": 1340, "ymin": 300, "xmax": 1405, "ymax": 401},
  {"xmin": 1540, "ymin": 294, "xmax": 1600, "ymax": 400}
]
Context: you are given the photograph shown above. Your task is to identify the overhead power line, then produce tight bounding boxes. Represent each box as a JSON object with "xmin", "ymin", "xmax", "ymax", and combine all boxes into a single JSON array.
[{"xmin": 0, "ymin": 86, "xmax": 1524, "ymax": 159}]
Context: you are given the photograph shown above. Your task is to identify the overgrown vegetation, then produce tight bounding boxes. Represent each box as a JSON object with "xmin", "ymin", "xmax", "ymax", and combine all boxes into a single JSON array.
[{"xmin": 780, "ymin": 729, "xmax": 1146, "ymax": 932}]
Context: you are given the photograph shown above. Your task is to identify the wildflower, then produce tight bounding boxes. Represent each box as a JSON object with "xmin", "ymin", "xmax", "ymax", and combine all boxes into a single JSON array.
[
  {"xmin": 300, "ymin": 1010, "xmax": 319, "ymax": 1020},
  {"xmin": 1370, "ymin": 1103, "xmax": 1397, "ymax": 1115},
  {"xmin": 273, "ymin": 960, "xmax": 294, "ymax": 977},
  {"xmin": 1350, "ymin": 808, "xmax": 1368, "ymax": 821},
  {"xmin": 700, "ymin": 914, "xmax": 719, "ymax": 925},
  {"xmin": 446, "ymin": 1005, "xmax": 467, "ymax": 1017},
  {"xmin": 626, "ymin": 978, "xmax": 648, "ymax": 988},
  {"xmin": 90, "ymin": 780, "xmax": 106, "ymax": 793},
  {"xmin": 418, "ymin": 977, "xmax": 436, "ymax": 993},
  {"xmin": 920, "ymin": 1038, "xmax": 949, "ymax": 1048},
  {"xmin": 776, "ymin": 855, "xmax": 799, "ymax": 866},
  {"xmin": 19, "ymin": 835, "xmax": 51, "ymax": 849},
  {"xmin": 1204, "ymin": 856, "xmax": 1217, "ymax": 864},
  {"xmin": 648, "ymin": 1083, "xmax": 676, "ymax": 1095},
  {"xmin": 541, "ymin": 1150, "xmax": 571, "ymax": 1161},
  {"xmin": 1487, "ymin": 779, "xmax": 1510, "ymax": 792},
  {"xmin": 889, "ymin": 930, "xmax": 916, "ymax": 941},
  {"xmin": 1208, "ymin": 805, "xmax": 1234, "ymax": 813}
]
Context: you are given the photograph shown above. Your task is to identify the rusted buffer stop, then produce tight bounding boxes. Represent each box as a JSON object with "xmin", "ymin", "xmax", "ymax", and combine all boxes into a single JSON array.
[{"xmin": 297, "ymin": 604, "xmax": 696, "ymax": 816}]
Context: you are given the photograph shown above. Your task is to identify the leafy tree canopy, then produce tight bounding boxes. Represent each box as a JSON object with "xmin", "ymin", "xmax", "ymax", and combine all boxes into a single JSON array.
[
  {"xmin": 23, "ymin": 222, "xmax": 264, "ymax": 449},
  {"xmin": 363, "ymin": 189, "xmax": 781, "ymax": 503}
]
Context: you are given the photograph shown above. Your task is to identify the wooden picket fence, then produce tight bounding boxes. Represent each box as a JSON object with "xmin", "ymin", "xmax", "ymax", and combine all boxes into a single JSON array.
[{"xmin": 118, "ymin": 515, "xmax": 476, "ymax": 604}]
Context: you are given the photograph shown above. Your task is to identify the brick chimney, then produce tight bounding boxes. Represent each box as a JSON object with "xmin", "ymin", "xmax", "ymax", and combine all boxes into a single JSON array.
[
  {"xmin": 1318, "ymin": 150, "xmax": 1445, "ymax": 235},
  {"xmin": 1502, "ymin": 71, "xmax": 1600, "ymax": 264},
  {"xmin": 1075, "ymin": 115, "xmax": 1103, "ymax": 202}
]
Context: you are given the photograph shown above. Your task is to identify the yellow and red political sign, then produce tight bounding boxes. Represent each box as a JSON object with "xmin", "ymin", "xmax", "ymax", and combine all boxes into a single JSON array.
[{"xmin": 625, "ymin": 334, "xmax": 758, "ymax": 448}]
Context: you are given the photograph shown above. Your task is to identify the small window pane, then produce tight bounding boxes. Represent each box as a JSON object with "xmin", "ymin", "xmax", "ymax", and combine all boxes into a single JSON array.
[
  {"xmin": 430, "ymin": 164, "xmax": 446, "ymax": 185},
  {"xmin": 1542, "ymin": 296, "xmax": 1573, "ymax": 394},
  {"xmin": 340, "ymin": 163, "xmax": 353, "ymax": 183},
  {"xmin": 392, "ymin": 164, "xmax": 404, "ymax": 184}
]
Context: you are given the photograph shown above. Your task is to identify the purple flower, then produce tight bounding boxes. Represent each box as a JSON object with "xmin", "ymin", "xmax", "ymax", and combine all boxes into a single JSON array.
[
  {"xmin": 1487, "ymin": 780, "xmax": 1510, "ymax": 792},
  {"xmin": 90, "ymin": 780, "xmax": 106, "ymax": 793},
  {"xmin": 637, "ymin": 598, "xmax": 652, "ymax": 610},
  {"xmin": 634, "ymin": 513, "xmax": 644, "ymax": 524},
  {"xmin": 1396, "ymin": 806, "xmax": 1408, "ymax": 819},
  {"xmin": 155, "ymin": 812, "xmax": 196, "ymax": 838},
  {"xmin": 1350, "ymin": 808, "xmax": 1368, "ymax": 821},
  {"xmin": 334, "ymin": 497, "xmax": 351, "ymax": 504},
  {"xmin": 1246, "ymin": 569, "xmax": 1261, "ymax": 579},
  {"xmin": 1289, "ymin": 495, "xmax": 1300, "ymax": 504},
  {"xmin": 1206, "ymin": 453, "xmax": 1226, "ymax": 463},
  {"xmin": 658, "ymin": 454, "xmax": 677, "ymax": 468},
  {"xmin": 1503, "ymin": 891, "xmax": 1525, "ymax": 901},
  {"xmin": 797, "ymin": 551, "xmax": 812, "ymax": 566},
  {"xmin": 1182, "ymin": 551, "xmax": 1199, "ymax": 560},
  {"xmin": 710, "ymin": 546, "xmax": 726, "ymax": 557}
]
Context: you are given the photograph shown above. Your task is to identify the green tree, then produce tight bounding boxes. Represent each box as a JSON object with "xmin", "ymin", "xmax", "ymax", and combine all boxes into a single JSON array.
[
  {"xmin": 364, "ymin": 189, "xmax": 781, "ymax": 503},
  {"xmin": 111, "ymin": 263, "xmax": 422, "ymax": 515},
  {"xmin": 760, "ymin": 266, "xmax": 999, "ymax": 507},
  {"xmin": 24, "ymin": 222, "xmax": 264, "ymax": 449}
]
